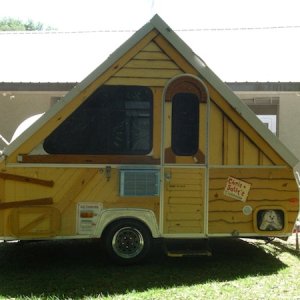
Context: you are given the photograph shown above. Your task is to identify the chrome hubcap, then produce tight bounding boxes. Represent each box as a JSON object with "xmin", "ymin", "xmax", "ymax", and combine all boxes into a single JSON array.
[{"xmin": 112, "ymin": 227, "xmax": 144, "ymax": 259}]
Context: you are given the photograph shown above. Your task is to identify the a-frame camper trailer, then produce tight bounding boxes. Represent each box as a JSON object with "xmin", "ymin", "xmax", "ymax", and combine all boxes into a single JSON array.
[{"xmin": 0, "ymin": 15, "xmax": 299, "ymax": 264}]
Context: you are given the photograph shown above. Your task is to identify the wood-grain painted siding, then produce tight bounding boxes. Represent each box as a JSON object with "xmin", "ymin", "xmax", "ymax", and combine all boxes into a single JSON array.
[
  {"xmin": 106, "ymin": 41, "xmax": 183, "ymax": 87},
  {"xmin": 210, "ymin": 101, "xmax": 275, "ymax": 166},
  {"xmin": 164, "ymin": 168, "xmax": 204, "ymax": 234},
  {"xmin": 1, "ymin": 167, "xmax": 160, "ymax": 236},
  {"xmin": 208, "ymin": 168, "xmax": 299, "ymax": 234}
]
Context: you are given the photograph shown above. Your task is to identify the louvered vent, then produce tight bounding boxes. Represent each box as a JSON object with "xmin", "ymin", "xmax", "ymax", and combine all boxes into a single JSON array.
[{"xmin": 120, "ymin": 170, "xmax": 160, "ymax": 196}]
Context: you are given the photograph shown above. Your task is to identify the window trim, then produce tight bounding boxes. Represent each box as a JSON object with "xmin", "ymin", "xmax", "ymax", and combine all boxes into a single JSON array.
[
  {"xmin": 253, "ymin": 206, "xmax": 287, "ymax": 234},
  {"xmin": 164, "ymin": 75, "xmax": 208, "ymax": 164}
]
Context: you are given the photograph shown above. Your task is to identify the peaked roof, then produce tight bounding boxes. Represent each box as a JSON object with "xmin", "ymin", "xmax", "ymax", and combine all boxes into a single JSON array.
[{"xmin": 2, "ymin": 14, "xmax": 298, "ymax": 167}]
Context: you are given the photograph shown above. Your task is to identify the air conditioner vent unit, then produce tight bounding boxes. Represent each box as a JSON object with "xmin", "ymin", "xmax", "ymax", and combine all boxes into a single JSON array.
[{"xmin": 120, "ymin": 169, "xmax": 160, "ymax": 196}]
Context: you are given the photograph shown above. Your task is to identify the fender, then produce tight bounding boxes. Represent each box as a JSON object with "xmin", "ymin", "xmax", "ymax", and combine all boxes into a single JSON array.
[{"xmin": 95, "ymin": 208, "xmax": 160, "ymax": 238}]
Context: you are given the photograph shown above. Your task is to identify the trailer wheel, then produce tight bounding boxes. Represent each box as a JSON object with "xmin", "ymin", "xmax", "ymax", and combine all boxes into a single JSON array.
[{"xmin": 104, "ymin": 219, "xmax": 152, "ymax": 264}]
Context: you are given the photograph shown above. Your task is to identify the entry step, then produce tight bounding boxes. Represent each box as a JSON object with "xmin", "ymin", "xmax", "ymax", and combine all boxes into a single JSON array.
[{"xmin": 167, "ymin": 249, "xmax": 212, "ymax": 257}]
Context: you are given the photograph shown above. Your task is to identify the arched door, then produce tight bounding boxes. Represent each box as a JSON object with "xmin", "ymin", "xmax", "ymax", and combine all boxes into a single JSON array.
[{"xmin": 162, "ymin": 75, "xmax": 209, "ymax": 236}]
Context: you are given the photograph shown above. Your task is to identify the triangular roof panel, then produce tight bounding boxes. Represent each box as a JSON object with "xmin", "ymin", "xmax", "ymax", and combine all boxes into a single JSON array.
[{"xmin": 2, "ymin": 14, "xmax": 298, "ymax": 167}]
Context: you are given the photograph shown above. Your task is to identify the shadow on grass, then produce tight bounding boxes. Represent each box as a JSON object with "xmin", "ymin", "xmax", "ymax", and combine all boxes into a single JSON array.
[
  {"xmin": 258, "ymin": 237, "xmax": 300, "ymax": 259},
  {"xmin": 0, "ymin": 238, "xmax": 289, "ymax": 299}
]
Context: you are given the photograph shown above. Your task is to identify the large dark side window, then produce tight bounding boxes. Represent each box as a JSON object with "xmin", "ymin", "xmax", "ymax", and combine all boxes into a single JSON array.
[
  {"xmin": 43, "ymin": 86, "xmax": 153, "ymax": 155},
  {"xmin": 171, "ymin": 93, "xmax": 199, "ymax": 156}
]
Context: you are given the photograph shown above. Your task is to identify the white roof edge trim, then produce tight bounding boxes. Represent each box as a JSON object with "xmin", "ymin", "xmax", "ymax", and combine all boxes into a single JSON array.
[
  {"xmin": 150, "ymin": 14, "xmax": 207, "ymax": 68},
  {"xmin": 149, "ymin": 15, "xmax": 298, "ymax": 167}
]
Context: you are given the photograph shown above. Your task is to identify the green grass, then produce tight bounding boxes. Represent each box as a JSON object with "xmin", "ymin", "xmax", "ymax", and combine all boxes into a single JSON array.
[{"xmin": 0, "ymin": 237, "xmax": 299, "ymax": 299}]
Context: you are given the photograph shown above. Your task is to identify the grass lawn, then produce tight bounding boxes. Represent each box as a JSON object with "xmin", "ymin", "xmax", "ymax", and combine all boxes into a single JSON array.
[{"xmin": 0, "ymin": 236, "xmax": 299, "ymax": 300}]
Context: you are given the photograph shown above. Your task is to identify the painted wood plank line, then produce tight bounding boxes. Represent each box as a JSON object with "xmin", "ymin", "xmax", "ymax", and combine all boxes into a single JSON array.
[
  {"xmin": 42, "ymin": 169, "xmax": 73, "ymax": 198},
  {"xmin": 134, "ymin": 51, "xmax": 170, "ymax": 60},
  {"xmin": 286, "ymin": 210, "xmax": 299, "ymax": 214},
  {"xmin": 7, "ymin": 30, "xmax": 159, "ymax": 162},
  {"xmin": 210, "ymin": 178, "xmax": 296, "ymax": 184},
  {"xmin": 211, "ymin": 186, "xmax": 298, "ymax": 193},
  {"xmin": 247, "ymin": 190, "xmax": 297, "ymax": 200},
  {"xmin": 209, "ymin": 198, "xmax": 295, "ymax": 203},
  {"xmin": 225, "ymin": 118, "xmax": 239, "ymax": 165},
  {"xmin": 168, "ymin": 221, "xmax": 202, "ymax": 227},
  {"xmin": 169, "ymin": 205, "xmax": 202, "ymax": 213},
  {"xmin": 169, "ymin": 178, "xmax": 204, "ymax": 185},
  {"xmin": 125, "ymin": 59, "xmax": 179, "ymax": 69},
  {"xmin": 209, "ymin": 214, "xmax": 252, "ymax": 222},
  {"xmin": 223, "ymin": 115, "xmax": 228, "ymax": 165},
  {"xmin": 82, "ymin": 29, "xmax": 159, "ymax": 90},
  {"xmin": 209, "ymin": 198, "xmax": 243, "ymax": 203},
  {"xmin": 209, "ymin": 167, "xmax": 294, "ymax": 179},
  {"xmin": 199, "ymin": 102, "xmax": 207, "ymax": 160},
  {"xmin": 55, "ymin": 169, "xmax": 98, "ymax": 213},
  {"xmin": 167, "ymin": 213, "xmax": 202, "ymax": 221},
  {"xmin": 113, "ymin": 68, "xmax": 182, "ymax": 78},
  {"xmin": 243, "ymin": 135, "xmax": 260, "ymax": 165},
  {"xmin": 169, "ymin": 197, "xmax": 204, "ymax": 204},
  {"xmin": 19, "ymin": 213, "xmax": 48, "ymax": 233},
  {"xmin": 154, "ymin": 35, "xmax": 197, "ymax": 74},
  {"xmin": 209, "ymin": 219, "xmax": 252, "ymax": 224},
  {"xmin": 168, "ymin": 227, "xmax": 203, "ymax": 233},
  {"xmin": 209, "ymin": 202, "xmax": 295, "ymax": 211},
  {"xmin": 167, "ymin": 184, "xmax": 203, "ymax": 191},
  {"xmin": 20, "ymin": 154, "xmax": 160, "ymax": 165},
  {"xmin": 211, "ymin": 191, "xmax": 296, "ymax": 201},
  {"xmin": 208, "ymin": 90, "xmax": 285, "ymax": 165},
  {"xmin": 0, "ymin": 197, "xmax": 53, "ymax": 210},
  {"xmin": 210, "ymin": 175, "xmax": 295, "ymax": 182},
  {"xmin": 0, "ymin": 172, "xmax": 54, "ymax": 187},
  {"xmin": 0, "ymin": 178, "xmax": 4, "ymax": 202},
  {"xmin": 209, "ymin": 102, "xmax": 224, "ymax": 164},
  {"xmin": 208, "ymin": 222, "xmax": 253, "ymax": 231},
  {"xmin": 167, "ymin": 191, "xmax": 202, "ymax": 197},
  {"xmin": 239, "ymin": 131, "xmax": 244, "ymax": 165},
  {"xmin": 261, "ymin": 153, "xmax": 274, "ymax": 165},
  {"xmin": 259, "ymin": 151, "xmax": 264, "ymax": 165},
  {"xmin": 78, "ymin": 172, "xmax": 109, "ymax": 202},
  {"xmin": 169, "ymin": 169, "xmax": 204, "ymax": 175},
  {"xmin": 209, "ymin": 209, "xmax": 299, "ymax": 214},
  {"xmin": 152, "ymin": 87, "xmax": 162, "ymax": 160},
  {"xmin": 143, "ymin": 42, "xmax": 163, "ymax": 52},
  {"xmin": 210, "ymin": 178, "xmax": 297, "ymax": 190},
  {"xmin": 52, "ymin": 169, "xmax": 78, "ymax": 201},
  {"xmin": 210, "ymin": 180, "xmax": 296, "ymax": 191},
  {"xmin": 9, "ymin": 206, "xmax": 61, "ymax": 237},
  {"xmin": 105, "ymin": 77, "xmax": 168, "ymax": 86},
  {"xmin": 209, "ymin": 209, "xmax": 249, "ymax": 213}
]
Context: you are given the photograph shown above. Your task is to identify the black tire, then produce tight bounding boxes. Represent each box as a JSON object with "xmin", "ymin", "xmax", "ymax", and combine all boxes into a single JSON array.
[{"xmin": 103, "ymin": 219, "xmax": 152, "ymax": 265}]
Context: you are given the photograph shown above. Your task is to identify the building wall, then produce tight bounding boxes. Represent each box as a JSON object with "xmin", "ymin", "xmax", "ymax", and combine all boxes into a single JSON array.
[
  {"xmin": 278, "ymin": 93, "xmax": 300, "ymax": 161},
  {"xmin": 236, "ymin": 91, "xmax": 300, "ymax": 162}
]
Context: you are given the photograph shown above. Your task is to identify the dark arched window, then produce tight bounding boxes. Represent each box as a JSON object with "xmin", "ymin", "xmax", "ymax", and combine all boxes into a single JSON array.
[
  {"xmin": 171, "ymin": 93, "xmax": 199, "ymax": 155},
  {"xmin": 165, "ymin": 75, "xmax": 207, "ymax": 159}
]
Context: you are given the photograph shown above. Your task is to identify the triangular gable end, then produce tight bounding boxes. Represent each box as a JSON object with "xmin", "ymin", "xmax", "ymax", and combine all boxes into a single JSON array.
[
  {"xmin": 149, "ymin": 15, "xmax": 298, "ymax": 168},
  {"xmin": 2, "ymin": 14, "xmax": 298, "ymax": 168}
]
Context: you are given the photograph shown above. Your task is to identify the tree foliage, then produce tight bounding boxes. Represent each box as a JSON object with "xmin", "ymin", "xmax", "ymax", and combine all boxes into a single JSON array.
[{"xmin": 0, "ymin": 18, "xmax": 55, "ymax": 31}]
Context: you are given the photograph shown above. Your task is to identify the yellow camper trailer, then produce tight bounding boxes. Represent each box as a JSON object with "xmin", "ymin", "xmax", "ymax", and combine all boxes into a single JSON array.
[{"xmin": 0, "ymin": 15, "xmax": 299, "ymax": 264}]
